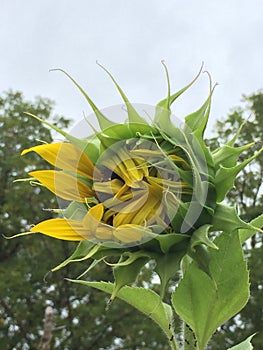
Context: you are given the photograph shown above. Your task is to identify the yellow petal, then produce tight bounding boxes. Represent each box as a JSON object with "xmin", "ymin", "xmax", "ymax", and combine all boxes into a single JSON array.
[
  {"xmin": 115, "ymin": 183, "xmax": 130, "ymax": 199},
  {"xmin": 101, "ymin": 148, "xmax": 145, "ymax": 187},
  {"xmin": 82, "ymin": 205, "xmax": 113, "ymax": 240},
  {"xmin": 95, "ymin": 224, "xmax": 113, "ymax": 240},
  {"xmin": 102, "ymin": 188, "xmax": 134, "ymax": 211},
  {"xmin": 106, "ymin": 182, "xmax": 147, "ymax": 213},
  {"xmin": 94, "ymin": 179, "xmax": 124, "ymax": 196},
  {"xmin": 82, "ymin": 203, "xmax": 104, "ymax": 230},
  {"xmin": 22, "ymin": 142, "xmax": 94, "ymax": 178},
  {"xmin": 147, "ymin": 176, "xmax": 191, "ymax": 192},
  {"xmin": 112, "ymin": 180, "xmax": 167, "ymax": 227},
  {"xmin": 169, "ymin": 154, "xmax": 190, "ymax": 170},
  {"xmin": 103, "ymin": 209, "xmax": 115, "ymax": 223},
  {"xmin": 115, "ymin": 158, "xmax": 143, "ymax": 187},
  {"xmin": 113, "ymin": 224, "xmax": 144, "ymax": 243},
  {"xmin": 130, "ymin": 149, "xmax": 163, "ymax": 157},
  {"xmin": 30, "ymin": 218, "xmax": 91, "ymax": 241},
  {"xmin": 29, "ymin": 170, "xmax": 93, "ymax": 202}
]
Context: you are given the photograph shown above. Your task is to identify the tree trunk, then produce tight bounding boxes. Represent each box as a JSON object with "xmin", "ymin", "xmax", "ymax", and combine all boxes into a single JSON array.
[{"xmin": 38, "ymin": 306, "xmax": 54, "ymax": 350}]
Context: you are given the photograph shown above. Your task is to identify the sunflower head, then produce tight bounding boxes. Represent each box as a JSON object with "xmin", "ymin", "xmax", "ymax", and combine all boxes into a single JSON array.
[{"xmin": 20, "ymin": 64, "xmax": 262, "ymax": 300}]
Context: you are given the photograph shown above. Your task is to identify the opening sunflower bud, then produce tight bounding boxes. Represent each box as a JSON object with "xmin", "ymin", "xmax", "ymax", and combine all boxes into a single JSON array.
[{"xmin": 18, "ymin": 65, "xmax": 262, "ymax": 303}]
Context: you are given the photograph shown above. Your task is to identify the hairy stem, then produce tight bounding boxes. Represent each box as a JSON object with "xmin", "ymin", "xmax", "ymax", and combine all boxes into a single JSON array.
[{"xmin": 169, "ymin": 332, "xmax": 179, "ymax": 350}]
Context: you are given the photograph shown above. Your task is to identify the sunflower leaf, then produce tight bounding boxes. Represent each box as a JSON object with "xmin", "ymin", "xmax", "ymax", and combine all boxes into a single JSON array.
[
  {"xmin": 227, "ymin": 334, "xmax": 255, "ymax": 350},
  {"xmin": 66, "ymin": 280, "xmax": 176, "ymax": 345},
  {"xmin": 172, "ymin": 231, "xmax": 249, "ymax": 349}
]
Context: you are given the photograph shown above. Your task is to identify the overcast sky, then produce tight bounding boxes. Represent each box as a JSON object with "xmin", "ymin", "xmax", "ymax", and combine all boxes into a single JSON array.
[{"xmin": 1, "ymin": 0, "xmax": 263, "ymax": 135}]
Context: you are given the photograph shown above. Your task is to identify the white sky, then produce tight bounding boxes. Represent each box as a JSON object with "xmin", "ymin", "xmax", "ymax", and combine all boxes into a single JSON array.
[{"xmin": 1, "ymin": 0, "xmax": 263, "ymax": 136}]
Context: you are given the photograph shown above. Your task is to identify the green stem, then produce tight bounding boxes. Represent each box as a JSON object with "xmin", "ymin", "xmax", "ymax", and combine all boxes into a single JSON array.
[
  {"xmin": 165, "ymin": 323, "xmax": 179, "ymax": 350},
  {"xmin": 169, "ymin": 330, "xmax": 179, "ymax": 350}
]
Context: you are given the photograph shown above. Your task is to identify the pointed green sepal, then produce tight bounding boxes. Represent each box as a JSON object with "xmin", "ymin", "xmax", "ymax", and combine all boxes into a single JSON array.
[
  {"xmin": 187, "ymin": 244, "xmax": 211, "ymax": 276},
  {"xmin": 51, "ymin": 242, "xmax": 123, "ymax": 272},
  {"xmin": 226, "ymin": 117, "xmax": 250, "ymax": 147},
  {"xmin": 52, "ymin": 243, "xmax": 101, "ymax": 271},
  {"xmin": 184, "ymin": 83, "xmax": 216, "ymax": 139},
  {"xmin": 110, "ymin": 256, "xmax": 150, "ymax": 303},
  {"xmin": 228, "ymin": 334, "xmax": 256, "ymax": 350},
  {"xmin": 62, "ymin": 201, "xmax": 88, "ymax": 220},
  {"xmin": 97, "ymin": 62, "xmax": 147, "ymax": 125},
  {"xmin": 239, "ymin": 213, "xmax": 263, "ymax": 243},
  {"xmin": 154, "ymin": 251, "xmax": 185, "ymax": 299},
  {"xmin": 187, "ymin": 225, "xmax": 217, "ymax": 275},
  {"xmin": 150, "ymin": 232, "xmax": 190, "ymax": 254},
  {"xmin": 50, "ymin": 68, "xmax": 116, "ymax": 130},
  {"xmin": 211, "ymin": 204, "xmax": 254, "ymax": 233},
  {"xmin": 212, "ymin": 142, "xmax": 255, "ymax": 170},
  {"xmin": 214, "ymin": 147, "xmax": 263, "ymax": 202},
  {"xmin": 25, "ymin": 112, "xmax": 100, "ymax": 163},
  {"xmin": 104, "ymin": 251, "xmax": 150, "ymax": 267},
  {"xmin": 155, "ymin": 63, "xmax": 203, "ymax": 127},
  {"xmin": 190, "ymin": 224, "xmax": 218, "ymax": 251}
]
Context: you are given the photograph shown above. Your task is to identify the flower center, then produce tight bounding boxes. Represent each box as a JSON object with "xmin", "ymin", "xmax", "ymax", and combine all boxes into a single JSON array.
[{"xmin": 93, "ymin": 138, "xmax": 192, "ymax": 233}]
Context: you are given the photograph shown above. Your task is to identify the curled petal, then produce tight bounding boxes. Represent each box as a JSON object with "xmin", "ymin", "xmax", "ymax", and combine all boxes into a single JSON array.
[
  {"xmin": 95, "ymin": 225, "xmax": 114, "ymax": 240},
  {"xmin": 82, "ymin": 203, "xmax": 104, "ymax": 231},
  {"xmin": 113, "ymin": 224, "xmax": 145, "ymax": 243},
  {"xmin": 29, "ymin": 170, "xmax": 93, "ymax": 202},
  {"xmin": 31, "ymin": 204, "xmax": 105, "ymax": 241},
  {"xmin": 22, "ymin": 142, "xmax": 94, "ymax": 178},
  {"xmin": 30, "ymin": 218, "xmax": 91, "ymax": 241},
  {"xmin": 94, "ymin": 179, "xmax": 124, "ymax": 196}
]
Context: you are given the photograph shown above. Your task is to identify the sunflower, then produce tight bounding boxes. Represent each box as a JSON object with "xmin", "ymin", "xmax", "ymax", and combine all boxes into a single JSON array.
[
  {"xmin": 19, "ymin": 65, "xmax": 262, "ymax": 298},
  {"xmin": 22, "ymin": 135, "xmax": 193, "ymax": 243}
]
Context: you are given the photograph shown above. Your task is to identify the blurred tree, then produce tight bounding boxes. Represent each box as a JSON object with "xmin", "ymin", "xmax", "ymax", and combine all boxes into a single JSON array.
[
  {"xmin": 0, "ymin": 90, "xmax": 72, "ymax": 349},
  {"xmin": 0, "ymin": 91, "xmax": 168, "ymax": 350},
  {"xmin": 207, "ymin": 91, "xmax": 263, "ymax": 349}
]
